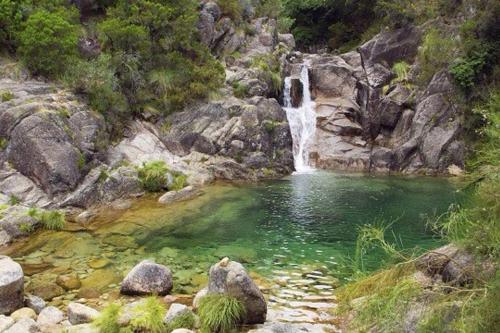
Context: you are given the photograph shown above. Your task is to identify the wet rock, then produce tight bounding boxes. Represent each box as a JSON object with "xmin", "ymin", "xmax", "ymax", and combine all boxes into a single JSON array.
[
  {"xmin": 163, "ymin": 303, "xmax": 191, "ymax": 324},
  {"xmin": 63, "ymin": 323, "xmax": 99, "ymax": 333},
  {"xmin": 28, "ymin": 282, "xmax": 64, "ymax": 301},
  {"xmin": 0, "ymin": 315, "xmax": 15, "ymax": 331},
  {"xmin": 207, "ymin": 258, "xmax": 267, "ymax": 324},
  {"xmin": 120, "ymin": 260, "xmax": 173, "ymax": 296},
  {"xmin": 88, "ymin": 258, "xmax": 111, "ymax": 269},
  {"xmin": 158, "ymin": 186, "xmax": 198, "ymax": 205},
  {"xmin": 56, "ymin": 274, "xmax": 82, "ymax": 291},
  {"xmin": 10, "ymin": 307, "xmax": 37, "ymax": 321},
  {"xmin": 36, "ymin": 306, "xmax": 64, "ymax": 326},
  {"xmin": 0, "ymin": 206, "xmax": 38, "ymax": 246},
  {"xmin": 24, "ymin": 295, "xmax": 45, "ymax": 314},
  {"xmin": 4, "ymin": 317, "xmax": 40, "ymax": 333},
  {"xmin": 0, "ymin": 256, "xmax": 24, "ymax": 315},
  {"xmin": 67, "ymin": 303, "xmax": 99, "ymax": 325}
]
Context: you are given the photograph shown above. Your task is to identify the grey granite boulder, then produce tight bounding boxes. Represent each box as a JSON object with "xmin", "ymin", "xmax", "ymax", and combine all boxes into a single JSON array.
[
  {"xmin": 67, "ymin": 303, "xmax": 99, "ymax": 325},
  {"xmin": 0, "ymin": 256, "xmax": 24, "ymax": 315},
  {"xmin": 24, "ymin": 294, "xmax": 46, "ymax": 314},
  {"xmin": 207, "ymin": 258, "xmax": 267, "ymax": 324},
  {"xmin": 120, "ymin": 260, "xmax": 173, "ymax": 296},
  {"xmin": 36, "ymin": 306, "xmax": 64, "ymax": 326}
]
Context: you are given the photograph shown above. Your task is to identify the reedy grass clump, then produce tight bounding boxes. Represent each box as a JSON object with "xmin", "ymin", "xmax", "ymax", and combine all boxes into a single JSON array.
[
  {"xmin": 93, "ymin": 303, "xmax": 123, "ymax": 333},
  {"xmin": 39, "ymin": 210, "xmax": 66, "ymax": 230},
  {"xmin": 129, "ymin": 296, "xmax": 166, "ymax": 333},
  {"xmin": 166, "ymin": 311, "xmax": 196, "ymax": 332},
  {"xmin": 198, "ymin": 294, "xmax": 246, "ymax": 333},
  {"xmin": 137, "ymin": 161, "xmax": 169, "ymax": 193}
]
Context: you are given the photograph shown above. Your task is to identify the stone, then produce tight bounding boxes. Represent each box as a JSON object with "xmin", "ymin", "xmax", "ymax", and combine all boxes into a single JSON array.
[
  {"xmin": 416, "ymin": 244, "xmax": 459, "ymax": 276},
  {"xmin": 163, "ymin": 303, "xmax": 190, "ymax": 324},
  {"xmin": 171, "ymin": 330, "xmax": 194, "ymax": 333},
  {"xmin": 56, "ymin": 274, "xmax": 82, "ymax": 290},
  {"xmin": 120, "ymin": 260, "xmax": 173, "ymax": 296},
  {"xmin": 88, "ymin": 258, "xmax": 111, "ymax": 269},
  {"xmin": 24, "ymin": 295, "xmax": 46, "ymax": 314},
  {"xmin": 442, "ymin": 251, "xmax": 476, "ymax": 286},
  {"xmin": 63, "ymin": 323, "xmax": 99, "ymax": 333},
  {"xmin": 28, "ymin": 282, "xmax": 64, "ymax": 301},
  {"xmin": 4, "ymin": 317, "xmax": 40, "ymax": 333},
  {"xmin": 158, "ymin": 186, "xmax": 198, "ymax": 205},
  {"xmin": 36, "ymin": 306, "xmax": 64, "ymax": 326},
  {"xmin": 67, "ymin": 303, "xmax": 99, "ymax": 325},
  {"xmin": 10, "ymin": 307, "xmax": 37, "ymax": 321},
  {"xmin": 207, "ymin": 258, "xmax": 267, "ymax": 324},
  {"xmin": 192, "ymin": 288, "xmax": 208, "ymax": 310},
  {"xmin": 0, "ymin": 256, "xmax": 24, "ymax": 315},
  {"xmin": 0, "ymin": 315, "xmax": 15, "ymax": 331}
]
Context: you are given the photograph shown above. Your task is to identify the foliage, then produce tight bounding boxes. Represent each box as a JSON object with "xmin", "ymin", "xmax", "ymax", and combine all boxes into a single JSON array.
[
  {"xmin": 0, "ymin": 89, "xmax": 13, "ymax": 102},
  {"xmin": 8, "ymin": 195, "xmax": 19, "ymax": 205},
  {"xmin": 19, "ymin": 222, "xmax": 34, "ymax": 233},
  {"xmin": 251, "ymin": 53, "xmax": 283, "ymax": 97},
  {"xmin": 392, "ymin": 61, "xmax": 410, "ymax": 84},
  {"xmin": 129, "ymin": 297, "xmax": 166, "ymax": 333},
  {"xmin": 198, "ymin": 294, "xmax": 246, "ymax": 333},
  {"xmin": 137, "ymin": 160, "xmax": 169, "ymax": 192},
  {"xmin": 17, "ymin": 9, "xmax": 79, "ymax": 77},
  {"xmin": 0, "ymin": 138, "xmax": 7, "ymax": 150},
  {"xmin": 417, "ymin": 28, "xmax": 456, "ymax": 84},
  {"xmin": 93, "ymin": 303, "xmax": 122, "ymax": 333},
  {"xmin": 166, "ymin": 311, "xmax": 196, "ymax": 332},
  {"xmin": 38, "ymin": 210, "xmax": 66, "ymax": 230},
  {"xmin": 217, "ymin": 0, "xmax": 243, "ymax": 21},
  {"xmin": 168, "ymin": 174, "xmax": 187, "ymax": 192},
  {"xmin": 232, "ymin": 82, "xmax": 249, "ymax": 99}
]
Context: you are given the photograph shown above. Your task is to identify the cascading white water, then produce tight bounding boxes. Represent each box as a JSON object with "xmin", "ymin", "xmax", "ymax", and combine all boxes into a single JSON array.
[{"xmin": 284, "ymin": 62, "xmax": 316, "ymax": 172}]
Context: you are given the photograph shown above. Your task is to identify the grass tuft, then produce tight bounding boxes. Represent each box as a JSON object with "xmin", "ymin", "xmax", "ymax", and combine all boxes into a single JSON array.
[
  {"xmin": 198, "ymin": 294, "xmax": 246, "ymax": 333},
  {"xmin": 39, "ymin": 210, "xmax": 66, "ymax": 230},
  {"xmin": 166, "ymin": 311, "xmax": 196, "ymax": 332},
  {"xmin": 137, "ymin": 161, "xmax": 169, "ymax": 192},
  {"xmin": 129, "ymin": 296, "xmax": 166, "ymax": 333},
  {"xmin": 93, "ymin": 303, "xmax": 122, "ymax": 333}
]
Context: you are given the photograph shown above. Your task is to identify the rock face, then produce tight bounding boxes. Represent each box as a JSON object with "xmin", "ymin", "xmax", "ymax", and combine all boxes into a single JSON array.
[
  {"xmin": 0, "ymin": 256, "xmax": 24, "ymax": 315},
  {"xmin": 120, "ymin": 260, "xmax": 173, "ymax": 296},
  {"xmin": 207, "ymin": 258, "xmax": 267, "ymax": 324},
  {"xmin": 287, "ymin": 25, "xmax": 463, "ymax": 174}
]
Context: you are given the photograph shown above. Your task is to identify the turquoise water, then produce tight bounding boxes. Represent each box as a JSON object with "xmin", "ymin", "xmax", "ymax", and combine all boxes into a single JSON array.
[{"xmin": 3, "ymin": 171, "xmax": 464, "ymax": 300}]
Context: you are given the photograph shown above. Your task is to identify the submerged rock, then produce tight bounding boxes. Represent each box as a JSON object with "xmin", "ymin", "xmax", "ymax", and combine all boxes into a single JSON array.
[
  {"xmin": 0, "ymin": 256, "xmax": 24, "ymax": 315},
  {"xmin": 120, "ymin": 260, "xmax": 173, "ymax": 296},
  {"xmin": 207, "ymin": 258, "xmax": 267, "ymax": 324}
]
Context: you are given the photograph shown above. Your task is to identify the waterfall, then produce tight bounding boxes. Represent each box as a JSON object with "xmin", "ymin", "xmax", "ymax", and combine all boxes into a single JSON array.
[{"xmin": 284, "ymin": 62, "xmax": 316, "ymax": 172}]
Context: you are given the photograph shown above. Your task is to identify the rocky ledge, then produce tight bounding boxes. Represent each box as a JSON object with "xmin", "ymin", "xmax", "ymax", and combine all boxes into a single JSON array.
[{"xmin": 287, "ymin": 26, "xmax": 464, "ymax": 175}]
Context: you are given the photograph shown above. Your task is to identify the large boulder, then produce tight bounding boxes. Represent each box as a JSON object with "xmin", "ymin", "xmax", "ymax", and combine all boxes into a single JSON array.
[
  {"xmin": 120, "ymin": 260, "xmax": 173, "ymax": 296},
  {"xmin": 207, "ymin": 258, "xmax": 266, "ymax": 324},
  {"xmin": 0, "ymin": 256, "xmax": 24, "ymax": 315},
  {"xmin": 0, "ymin": 206, "xmax": 38, "ymax": 246}
]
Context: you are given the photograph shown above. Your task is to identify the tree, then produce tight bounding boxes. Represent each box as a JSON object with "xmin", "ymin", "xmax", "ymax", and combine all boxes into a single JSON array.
[{"xmin": 18, "ymin": 9, "xmax": 79, "ymax": 77}]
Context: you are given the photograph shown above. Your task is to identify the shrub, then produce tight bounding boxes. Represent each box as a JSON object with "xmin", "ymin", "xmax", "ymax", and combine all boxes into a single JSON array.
[
  {"xmin": 137, "ymin": 161, "xmax": 169, "ymax": 192},
  {"xmin": 392, "ymin": 61, "xmax": 410, "ymax": 83},
  {"xmin": 18, "ymin": 10, "xmax": 80, "ymax": 77},
  {"xmin": 98, "ymin": 18, "xmax": 150, "ymax": 56},
  {"xmin": 38, "ymin": 210, "xmax": 66, "ymax": 230},
  {"xmin": 0, "ymin": 0, "xmax": 29, "ymax": 49},
  {"xmin": 129, "ymin": 297, "xmax": 166, "ymax": 333},
  {"xmin": 198, "ymin": 294, "xmax": 246, "ymax": 333},
  {"xmin": 8, "ymin": 195, "xmax": 20, "ymax": 205},
  {"xmin": 0, "ymin": 138, "xmax": 7, "ymax": 150},
  {"xmin": 217, "ymin": 0, "xmax": 243, "ymax": 21},
  {"xmin": 19, "ymin": 222, "xmax": 34, "ymax": 233},
  {"xmin": 417, "ymin": 28, "xmax": 457, "ymax": 83},
  {"xmin": 93, "ymin": 303, "xmax": 122, "ymax": 333},
  {"xmin": 232, "ymin": 82, "xmax": 248, "ymax": 98}
]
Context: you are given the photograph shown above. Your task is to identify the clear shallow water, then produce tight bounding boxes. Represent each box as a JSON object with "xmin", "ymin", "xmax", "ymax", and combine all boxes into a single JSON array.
[{"xmin": 1, "ymin": 171, "xmax": 463, "ymax": 301}]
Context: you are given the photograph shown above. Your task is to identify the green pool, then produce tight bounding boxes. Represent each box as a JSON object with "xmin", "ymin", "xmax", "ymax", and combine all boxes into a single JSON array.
[{"xmin": 1, "ymin": 171, "xmax": 464, "ymax": 305}]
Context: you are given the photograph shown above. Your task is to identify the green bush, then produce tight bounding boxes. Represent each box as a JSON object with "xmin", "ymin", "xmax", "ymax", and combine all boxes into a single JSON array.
[
  {"xmin": 129, "ymin": 297, "xmax": 166, "ymax": 333},
  {"xmin": 18, "ymin": 9, "xmax": 80, "ymax": 77},
  {"xmin": 217, "ymin": 0, "xmax": 243, "ymax": 21},
  {"xmin": 0, "ymin": 0, "xmax": 30, "ymax": 49},
  {"xmin": 198, "ymin": 294, "xmax": 246, "ymax": 333},
  {"xmin": 137, "ymin": 161, "xmax": 169, "ymax": 192},
  {"xmin": 417, "ymin": 28, "xmax": 456, "ymax": 83},
  {"xmin": 168, "ymin": 174, "xmax": 187, "ymax": 192}
]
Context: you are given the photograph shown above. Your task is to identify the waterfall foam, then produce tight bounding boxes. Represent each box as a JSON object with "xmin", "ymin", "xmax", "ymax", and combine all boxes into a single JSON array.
[{"xmin": 284, "ymin": 62, "xmax": 316, "ymax": 173}]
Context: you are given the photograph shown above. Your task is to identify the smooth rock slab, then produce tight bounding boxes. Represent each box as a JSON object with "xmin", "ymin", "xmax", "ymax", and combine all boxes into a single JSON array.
[
  {"xmin": 0, "ymin": 256, "xmax": 24, "ymax": 315},
  {"xmin": 120, "ymin": 260, "xmax": 173, "ymax": 296},
  {"xmin": 36, "ymin": 306, "xmax": 64, "ymax": 326},
  {"xmin": 67, "ymin": 303, "xmax": 99, "ymax": 325}
]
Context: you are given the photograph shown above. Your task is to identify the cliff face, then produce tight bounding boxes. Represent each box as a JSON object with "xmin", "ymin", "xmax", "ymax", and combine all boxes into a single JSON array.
[{"xmin": 287, "ymin": 26, "xmax": 464, "ymax": 175}]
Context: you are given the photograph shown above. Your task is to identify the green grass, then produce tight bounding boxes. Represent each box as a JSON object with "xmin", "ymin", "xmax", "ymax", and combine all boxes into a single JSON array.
[
  {"xmin": 38, "ymin": 210, "xmax": 66, "ymax": 230},
  {"xmin": 166, "ymin": 311, "xmax": 196, "ymax": 332},
  {"xmin": 198, "ymin": 294, "xmax": 246, "ymax": 333},
  {"xmin": 129, "ymin": 297, "xmax": 166, "ymax": 333},
  {"xmin": 168, "ymin": 174, "xmax": 187, "ymax": 192},
  {"xmin": 93, "ymin": 303, "xmax": 123, "ymax": 333},
  {"xmin": 19, "ymin": 223, "xmax": 34, "ymax": 234},
  {"xmin": 1, "ymin": 90, "xmax": 14, "ymax": 102},
  {"xmin": 137, "ymin": 161, "xmax": 169, "ymax": 192},
  {"xmin": 0, "ymin": 138, "xmax": 7, "ymax": 150},
  {"xmin": 8, "ymin": 195, "xmax": 20, "ymax": 205}
]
